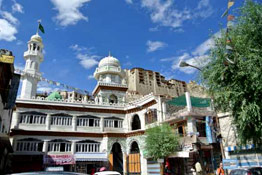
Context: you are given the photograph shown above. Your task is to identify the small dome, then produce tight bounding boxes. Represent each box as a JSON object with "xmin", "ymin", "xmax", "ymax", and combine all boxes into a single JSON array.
[
  {"xmin": 47, "ymin": 91, "xmax": 62, "ymax": 101},
  {"xmin": 30, "ymin": 34, "xmax": 42, "ymax": 43},
  {"xmin": 98, "ymin": 55, "xmax": 120, "ymax": 68}
]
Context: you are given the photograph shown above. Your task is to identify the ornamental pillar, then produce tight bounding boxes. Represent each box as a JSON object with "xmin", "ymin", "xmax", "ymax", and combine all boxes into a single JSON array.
[
  {"xmin": 72, "ymin": 115, "xmax": 77, "ymax": 131},
  {"xmin": 12, "ymin": 111, "xmax": 20, "ymax": 129},
  {"xmin": 43, "ymin": 140, "xmax": 48, "ymax": 153},
  {"xmin": 71, "ymin": 141, "xmax": 76, "ymax": 154},
  {"xmin": 100, "ymin": 117, "xmax": 104, "ymax": 132},
  {"xmin": 46, "ymin": 114, "xmax": 51, "ymax": 130}
]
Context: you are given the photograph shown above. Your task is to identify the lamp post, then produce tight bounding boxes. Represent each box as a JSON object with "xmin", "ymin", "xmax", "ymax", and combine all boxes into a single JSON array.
[
  {"xmin": 179, "ymin": 60, "xmax": 227, "ymax": 173},
  {"xmin": 178, "ymin": 60, "xmax": 202, "ymax": 71}
]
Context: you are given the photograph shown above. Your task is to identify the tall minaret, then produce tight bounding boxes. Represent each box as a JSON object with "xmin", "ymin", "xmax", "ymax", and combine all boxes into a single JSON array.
[{"xmin": 20, "ymin": 33, "xmax": 44, "ymax": 99}]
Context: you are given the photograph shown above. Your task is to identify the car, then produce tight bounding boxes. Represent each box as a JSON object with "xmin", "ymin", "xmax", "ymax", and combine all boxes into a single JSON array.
[
  {"xmin": 230, "ymin": 167, "xmax": 262, "ymax": 175},
  {"xmin": 94, "ymin": 171, "xmax": 121, "ymax": 175}
]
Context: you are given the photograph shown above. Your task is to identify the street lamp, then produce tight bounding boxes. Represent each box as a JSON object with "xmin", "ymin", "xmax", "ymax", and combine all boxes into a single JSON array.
[{"xmin": 178, "ymin": 60, "xmax": 202, "ymax": 71}]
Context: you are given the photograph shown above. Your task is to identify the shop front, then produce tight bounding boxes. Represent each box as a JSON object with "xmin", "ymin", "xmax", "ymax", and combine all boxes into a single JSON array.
[
  {"xmin": 74, "ymin": 153, "xmax": 108, "ymax": 174},
  {"xmin": 43, "ymin": 154, "xmax": 75, "ymax": 171}
]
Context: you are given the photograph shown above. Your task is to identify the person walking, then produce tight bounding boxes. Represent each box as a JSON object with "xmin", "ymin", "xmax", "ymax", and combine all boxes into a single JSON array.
[
  {"xmin": 195, "ymin": 161, "xmax": 203, "ymax": 175},
  {"xmin": 216, "ymin": 162, "xmax": 225, "ymax": 175}
]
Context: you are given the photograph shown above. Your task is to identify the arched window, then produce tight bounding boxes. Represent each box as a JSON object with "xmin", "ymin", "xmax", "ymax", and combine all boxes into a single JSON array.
[
  {"xmin": 132, "ymin": 115, "xmax": 141, "ymax": 130},
  {"xmin": 76, "ymin": 140, "xmax": 100, "ymax": 153},
  {"xmin": 51, "ymin": 113, "xmax": 72, "ymax": 126},
  {"xmin": 145, "ymin": 109, "xmax": 158, "ymax": 124},
  {"xmin": 130, "ymin": 141, "xmax": 140, "ymax": 153},
  {"xmin": 20, "ymin": 111, "xmax": 47, "ymax": 125},
  {"xmin": 35, "ymin": 62, "xmax": 39, "ymax": 70},
  {"xmin": 109, "ymin": 94, "xmax": 118, "ymax": 104},
  {"xmin": 37, "ymin": 46, "xmax": 40, "ymax": 51},
  {"xmin": 48, "ymin": 139, "xmax": 71, "ymax": 152},
  {"xmin": 33, "ymin": 43, "xmax": 36, "ymax": 51},
  {"xmin": 30, "ymin": 61, "xmax": 33, "ymax": 68}
]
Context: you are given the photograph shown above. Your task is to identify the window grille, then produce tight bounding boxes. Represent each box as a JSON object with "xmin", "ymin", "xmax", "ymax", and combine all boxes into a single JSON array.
[
  {"xmin": 51, "ymin": 116, "xmax": 72, "ymax": 126},
  {"xmin": 76, "ymin": 143, "xmax": 100, "ymax": 153},
  {"xmin": 16, "ymin": 140, "xmax": 43, "ymax": 152},
  {"xmin": 20, "ymin": 114, "xmax": 46, "ymax": 124},
  {"xmin": 77, "ymin": 118, "xmax": 100, "ymax": 127}
]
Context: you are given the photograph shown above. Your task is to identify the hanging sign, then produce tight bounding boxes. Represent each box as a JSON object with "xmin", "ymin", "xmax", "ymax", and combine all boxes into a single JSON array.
[{"xmin": 43, "ymin": 154, "xmax": 75, "ymax": 165}]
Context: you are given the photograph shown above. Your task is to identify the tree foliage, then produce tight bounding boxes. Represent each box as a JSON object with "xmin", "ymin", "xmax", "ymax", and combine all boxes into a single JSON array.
[
  {"xmin": 201, "ymin": 1, "xmax": 262, "ymax": 145},
  {"xmin": 145, "ymin": 124, "xmax": 180, "ymax": 160}
]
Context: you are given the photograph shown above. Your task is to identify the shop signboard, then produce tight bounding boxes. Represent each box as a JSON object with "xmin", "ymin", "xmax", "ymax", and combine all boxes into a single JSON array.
[
  {"xmin": 223, "ymin": 159, "xmax": 238, "ymax": 169},
  {"xmin": 0, "ymin": 55, "xmax": 14, "ymax": 64},
  {"xmin": 44, "ymin": 154, "xmax": 75, "ymax": 165}
]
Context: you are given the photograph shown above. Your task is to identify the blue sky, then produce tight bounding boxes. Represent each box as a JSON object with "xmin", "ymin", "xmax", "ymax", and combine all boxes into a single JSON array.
[{"xmin": 0, "ymin": 0, "xmax": 243, "ymax": 94}]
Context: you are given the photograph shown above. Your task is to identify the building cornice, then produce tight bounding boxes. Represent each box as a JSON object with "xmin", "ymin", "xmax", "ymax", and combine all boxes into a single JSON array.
[{"xmin": 10, "ymin": 129, "xmax": 145, "ymax": 138}]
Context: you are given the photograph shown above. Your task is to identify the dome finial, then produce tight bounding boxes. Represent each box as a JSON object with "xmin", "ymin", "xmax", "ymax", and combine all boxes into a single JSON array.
[{"xmin": 109, "ymin": 51, "xmax": 111, "ymax": 57}]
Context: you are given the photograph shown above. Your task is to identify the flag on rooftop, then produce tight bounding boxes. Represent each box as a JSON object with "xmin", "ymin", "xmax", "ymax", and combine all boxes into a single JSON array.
[{"xmin": 38, "ymin": 20, "xmax": 45, "ymax": 34}]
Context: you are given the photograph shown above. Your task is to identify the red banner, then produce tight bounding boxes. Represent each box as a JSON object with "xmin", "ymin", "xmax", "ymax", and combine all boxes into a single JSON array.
[{"xmin": 44, "ymin": 154, "xmax": 75, "ymax": 165}]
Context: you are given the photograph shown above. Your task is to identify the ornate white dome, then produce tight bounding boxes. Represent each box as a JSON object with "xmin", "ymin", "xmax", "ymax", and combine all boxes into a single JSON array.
[
  {"xmin": 98, "ymin": 55, "xmax": 120, "ymax": 67},
  {"xmin": 30, "ymin": 34, "xmax": 42, "ymax": 43}
]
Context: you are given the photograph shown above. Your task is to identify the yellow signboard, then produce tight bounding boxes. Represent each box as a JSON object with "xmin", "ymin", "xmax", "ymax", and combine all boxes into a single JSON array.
[{"xmin": 0, "ymin": 55, "xmax": 14, "ymax": 64}]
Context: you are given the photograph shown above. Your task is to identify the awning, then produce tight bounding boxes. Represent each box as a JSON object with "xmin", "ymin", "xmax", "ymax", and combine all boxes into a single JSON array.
[
  {"xmin": 168, "ymin": 151, "xmax": 190, "ymax": 158},
  {"xmin": 75, "ymin": 153, "xmax": 108, "ymax": 162},
  {"xmin": 225, "ymin": 144, "xmax": 255, "ymax": 152}
]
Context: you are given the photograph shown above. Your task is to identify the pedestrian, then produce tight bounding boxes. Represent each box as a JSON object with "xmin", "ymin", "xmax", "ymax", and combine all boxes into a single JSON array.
[
  {"xmin": 195, "ymin": 161, "xmax": 203, "ymax": 175},
  {"xmin": 216, "ymin": 162, "xmax": 225, "ymax": 175},
  {"xmin": 191, "ymin": 168, "xmax": 197, "ymax": 175}
]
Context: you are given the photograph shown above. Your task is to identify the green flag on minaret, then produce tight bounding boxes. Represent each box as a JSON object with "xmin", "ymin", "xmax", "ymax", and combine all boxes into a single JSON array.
[{"xmin": 39, "ymin": 23, "xmax": 45, "ymax": 34}]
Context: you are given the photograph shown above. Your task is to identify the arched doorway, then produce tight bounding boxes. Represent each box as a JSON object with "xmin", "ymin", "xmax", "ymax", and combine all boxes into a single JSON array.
[
  {"xmin": 132, "ymin": 115, "xmax": 141, "ymax": 130},
  {"xmin": 109, "ymin": 94, "xmax": 118, "ymax": 104},
  {"xmin": 109, "ymin": 143, "xmax": 123, "ymax": 174},
  {"xmin": 127, "ymin": 141, "xmax": 141, "ymax": 175}
]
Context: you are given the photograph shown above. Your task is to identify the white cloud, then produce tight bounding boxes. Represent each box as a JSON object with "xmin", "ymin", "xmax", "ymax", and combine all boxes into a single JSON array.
[
  {"xmin": 171, "ymin": 53, "xmax": 209, "ymax": 74},
  {"xmin": 126, "ymin": 0, "xmax": 213, "ymax": 30},
  {"xmin": 12, "ymin": 1, "xmax": 24, "ymax": 13},
  {"xmin": 0, "ymin": 1, "xmax": 23, "ymax": 41},
  {"xmin": 50, "ymin": 0, "xmax": 90, "ymax": 26},
  {"xmin": 76, "ymin": 53, "xmax": 99, "ymax": 69},
  {"xmin": 16, "ymin": 40, "xmax": 24, "ymax": 45},
  {"xmin": 0, "ymin": 19, "xmax": 17, "ymax": 41},
  {"xmin": 166, "ymin": 31, "xmax": 220, "ymax": 74},
  {"xmin": 146, "ymin": 40, "xmax": 167, "ymax": 52},
  {"xmin": 37, "ymin": 82, "xmax": 61, "ymax": 93},
  {"xmin": 87, "ymin": 75, "xmax": 94, "ymax": 79},
  {"xmin": 141, "ymin": 0, "xmax": 191, "ymax": 28},
  {"xmin": 192, "ymin": 31, "xmax": 220, "ymax": 56},
  {"xmin": 70, "ymin": 44, "xmax": 89, "ymax": 52},
  {"xmin": 125, "ymin": 0, "xmax": 133, "ymax": 4},
  {"xmin": 1, "ymin": 11, "xmax": 18, "ymax": 24},
  {"xmin": 14, "ymin": 63, "xmax": 25, "ymax": 71}
]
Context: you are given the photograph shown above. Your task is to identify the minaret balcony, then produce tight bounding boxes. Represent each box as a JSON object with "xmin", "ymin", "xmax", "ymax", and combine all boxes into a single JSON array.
[
  {"xmin": 24, "ymin": 50, "xmax": 43, "ymax": 61},
  {"xmin": 94, "ymin": 66, "xmax": 125, "ymax": 79}
]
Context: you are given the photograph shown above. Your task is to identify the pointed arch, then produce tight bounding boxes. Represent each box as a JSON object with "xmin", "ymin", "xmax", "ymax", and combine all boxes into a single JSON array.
[
  {"xmin": 131, "ymin": 114, "xmax": 141, "ymax": 130},
  {"xmin": 109, "ymin": 94, "xmax": 118, "ymax": 104}
]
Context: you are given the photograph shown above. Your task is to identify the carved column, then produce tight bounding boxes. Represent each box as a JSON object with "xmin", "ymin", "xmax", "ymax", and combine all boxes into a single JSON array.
[{"xmin": 46, "ymin": 114, "xmax": 51, "ymax": 130}]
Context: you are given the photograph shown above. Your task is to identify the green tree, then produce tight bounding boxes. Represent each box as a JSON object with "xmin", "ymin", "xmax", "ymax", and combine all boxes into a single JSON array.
[
  {"xmin": 201, "ymin": 1, "xmax": 262, "ymax": 145},
  {"xmin": 145, "ymin": 123, "xmax": 180, "ymax": 160}
]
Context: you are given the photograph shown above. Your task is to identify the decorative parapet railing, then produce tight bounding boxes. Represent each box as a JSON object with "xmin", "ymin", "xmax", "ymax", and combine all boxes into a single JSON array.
[
  {"xmin": 16, "ymin": 92, "xmax": 156, "ymax": 109},
  {"xmin": 17, "ymin": 96, "xmax": 128, "ymax": 108},
  {"xmin": 97, "ymin": 82, "xmax": 127, "ymax": 88},
  {"xmin": 128, "ymin": 92, "xmax": 155, "ymax": 106},
  {"xmin": 24, "ymin": 50, "xmax": 43, "ymax": 59},
  {"xmin": 95, "ymin": 66, "xmax": 122, "ymax": 73}
]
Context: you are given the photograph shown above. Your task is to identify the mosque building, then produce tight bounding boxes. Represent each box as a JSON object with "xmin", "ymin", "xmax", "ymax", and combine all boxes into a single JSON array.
[{"xmin": 9, "ymin": 33, "xmax": 220, "ymax": 175}]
